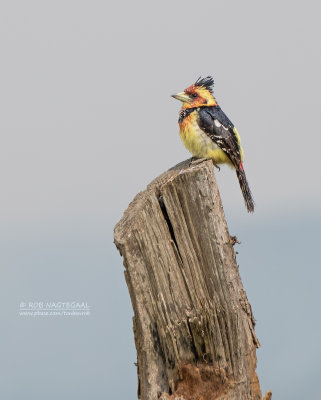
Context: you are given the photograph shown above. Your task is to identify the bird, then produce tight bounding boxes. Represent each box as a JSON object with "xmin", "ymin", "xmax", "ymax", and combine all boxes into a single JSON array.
[{"xmin": 171, "ymin": 76, "xmax": 254, "ymax": 213}]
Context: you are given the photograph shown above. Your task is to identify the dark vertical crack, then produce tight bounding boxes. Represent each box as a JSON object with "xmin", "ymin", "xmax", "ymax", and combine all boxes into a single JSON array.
[
  {"xmin": 158, "ymin": 192, "xmax": 187, "ymax": 274},
  {"xmin": 158, "ymin": 193, "xmax": 180, "ymax": 250},
  {"xmin": 186, "ymin": 318, "xmax": 200, "ymax": 362}
]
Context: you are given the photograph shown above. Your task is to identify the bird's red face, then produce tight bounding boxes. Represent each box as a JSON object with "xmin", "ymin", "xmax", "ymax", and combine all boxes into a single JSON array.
[{"xmin": 172, "ymin": 78, "xmax": 217, "ymax": 109}]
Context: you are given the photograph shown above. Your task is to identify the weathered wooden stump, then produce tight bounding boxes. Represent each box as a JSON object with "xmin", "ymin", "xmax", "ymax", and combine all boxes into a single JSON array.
[{"xmin": 114, "ymin": 158, "xmax": 270, "ymax": 400}]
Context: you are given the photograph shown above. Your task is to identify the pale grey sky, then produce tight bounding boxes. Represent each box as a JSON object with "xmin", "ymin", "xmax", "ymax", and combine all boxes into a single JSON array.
[{"xmin": 0, "ymin": 0, "xmax": 320, "ymax": 399}]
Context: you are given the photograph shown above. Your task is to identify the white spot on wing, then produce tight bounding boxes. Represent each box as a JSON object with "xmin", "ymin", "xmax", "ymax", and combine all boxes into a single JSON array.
[{"xmin": 214, "ymin": 119, "xmax": 221, "ymax": 127}]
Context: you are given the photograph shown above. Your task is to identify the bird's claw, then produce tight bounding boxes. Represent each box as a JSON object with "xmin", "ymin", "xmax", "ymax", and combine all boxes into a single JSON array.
[
  {"xmin": 189, "ymin": 157, "xmax": 220, "ymax": 171},
  {"xmin": 189, "ymin": 157, "xmax": 208, "ymax": 167},
  {"xmin": 212, "ymin": 160, "xmax": 220, "ymax": 171}
]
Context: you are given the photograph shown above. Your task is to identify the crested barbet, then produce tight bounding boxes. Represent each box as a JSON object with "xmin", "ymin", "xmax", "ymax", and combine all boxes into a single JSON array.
[{"xmin": 172, "ymin": 76, "xmax": 254, "ymax": 213}]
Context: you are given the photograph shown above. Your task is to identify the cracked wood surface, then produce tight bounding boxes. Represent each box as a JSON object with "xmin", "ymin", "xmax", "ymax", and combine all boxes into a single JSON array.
[{"xmin": 114, "ymin": 158, "xmax": 270, "ymax": 400}]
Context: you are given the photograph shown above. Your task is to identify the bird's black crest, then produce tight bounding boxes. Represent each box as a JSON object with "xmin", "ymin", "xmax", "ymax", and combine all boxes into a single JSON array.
[{"xmin": 195, "ymin": 76, "xmax": 214, "ymax": 93}]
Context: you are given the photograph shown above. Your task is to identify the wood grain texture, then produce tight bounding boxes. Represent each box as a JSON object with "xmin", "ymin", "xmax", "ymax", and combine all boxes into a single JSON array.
[{"xmin": 114, "ymin": 158, "xmax": 269, "ymax": 400}]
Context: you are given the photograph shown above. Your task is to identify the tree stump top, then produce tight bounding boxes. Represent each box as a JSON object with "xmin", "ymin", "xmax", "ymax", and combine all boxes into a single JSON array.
[{"xmin": 114, "ymin": 158, "xmax": 268, "ymax": 400}]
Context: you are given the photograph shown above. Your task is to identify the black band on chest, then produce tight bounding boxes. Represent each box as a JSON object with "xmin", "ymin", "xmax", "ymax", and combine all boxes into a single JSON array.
[{"xmin": 178, "ymin": 107, "xmax": 197, "ymax": 123}]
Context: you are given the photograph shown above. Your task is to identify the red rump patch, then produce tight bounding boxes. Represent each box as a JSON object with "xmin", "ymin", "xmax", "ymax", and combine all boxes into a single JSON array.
[{"xmin": 240, "ymin": 162, "xmax": 244, "ymax": 171}]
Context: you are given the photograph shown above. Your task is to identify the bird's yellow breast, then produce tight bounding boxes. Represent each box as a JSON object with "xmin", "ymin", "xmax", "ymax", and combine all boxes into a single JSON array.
[{"xmin": 179, "ymin": 111, "xmax": 231, "ymax": 165}]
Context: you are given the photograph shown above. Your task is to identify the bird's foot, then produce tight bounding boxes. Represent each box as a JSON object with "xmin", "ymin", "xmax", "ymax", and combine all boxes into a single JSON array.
[
  {"xmin": 189, "ymin": 157, "xmax": 207, "ymax": 167},
  {"xmin": 189, "ymin": 156, "xmax": 197, "ymax": 166},
  {"xmin": 212, "ymin": 160, "xmax": 221, "ymax": 171}
]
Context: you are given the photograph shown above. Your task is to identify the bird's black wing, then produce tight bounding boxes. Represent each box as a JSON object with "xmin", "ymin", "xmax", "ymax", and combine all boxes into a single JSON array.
[{"xmin": 197, "ymin": 106, "xmax": 242, "ymax": 168}]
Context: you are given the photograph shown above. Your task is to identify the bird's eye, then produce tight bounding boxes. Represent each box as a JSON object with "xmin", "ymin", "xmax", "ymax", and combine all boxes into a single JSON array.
[{"xmin": 191, "ymin": 93, "xmax": 198, "ymax": 98}]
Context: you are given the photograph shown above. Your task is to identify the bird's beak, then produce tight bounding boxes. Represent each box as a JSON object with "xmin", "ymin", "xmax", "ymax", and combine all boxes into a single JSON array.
[{"xmin": 171, "ymin": 92, "xmax": 191, "ymax": 103}]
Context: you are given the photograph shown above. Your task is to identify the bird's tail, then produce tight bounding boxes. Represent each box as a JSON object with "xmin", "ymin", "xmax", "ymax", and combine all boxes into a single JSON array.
[{"xmin": 236, "ymin": 166, "xmax": 255, "ymax": 213}]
